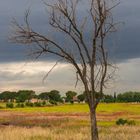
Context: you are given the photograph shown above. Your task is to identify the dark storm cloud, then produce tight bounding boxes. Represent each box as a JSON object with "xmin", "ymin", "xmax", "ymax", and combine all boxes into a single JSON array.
[
  {"xmin": 0, "ymin": 0, "xmax": 140, "ymax": 63},
  {"xmin": 0, "ymin": 0, "xmax": 48, "ymax": 62},
  {"xmin": 110, "ymin": 0, "xmax": 140, "ymax": 62}
]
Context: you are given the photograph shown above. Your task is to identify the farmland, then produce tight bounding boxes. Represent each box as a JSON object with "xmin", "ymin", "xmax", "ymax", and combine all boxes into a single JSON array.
[{"xmin": 0, "ymin": 103, "xmax": 140, "ymax": 140}]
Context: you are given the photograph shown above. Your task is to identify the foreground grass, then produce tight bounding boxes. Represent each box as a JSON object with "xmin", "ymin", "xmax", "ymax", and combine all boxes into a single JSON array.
[{"xmin": 0, "ymin": 125, "xmax": 140, "ymax": 140}]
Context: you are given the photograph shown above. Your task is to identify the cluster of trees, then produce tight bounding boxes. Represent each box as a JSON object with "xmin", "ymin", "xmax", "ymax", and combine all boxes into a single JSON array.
[
  {"xmin": 38, "ymin": 90, "xmax": 63, "ymax": 103},
  {"xmin": 102, "ymin": 92, "xmax": 140, "ymax": 103},
  {"xmin": 1, "ymin": 90, "xmax": 140, "ymax": 104},
  {"xmin": 0, "ymin": 90, "xmax": 86, "ymax": 103},
  {"xmin": 0, "ymin": 90, "xmax": 36, "ymax": 102}
]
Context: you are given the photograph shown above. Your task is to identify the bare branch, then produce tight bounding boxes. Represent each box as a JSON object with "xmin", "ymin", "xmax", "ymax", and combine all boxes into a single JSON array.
[
  {"xmin": 11, "ymin": 0, "xmax": 119, "ymax": 116},
  {"xmin": 42, "ymin": 59, "xmax": 61, "ymax": 83}
]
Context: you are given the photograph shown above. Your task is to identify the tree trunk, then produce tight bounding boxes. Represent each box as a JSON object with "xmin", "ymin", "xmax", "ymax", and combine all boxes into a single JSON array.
[{"xmin": 90, "ymin": 108, "xmax": 99, "ymax": 140}]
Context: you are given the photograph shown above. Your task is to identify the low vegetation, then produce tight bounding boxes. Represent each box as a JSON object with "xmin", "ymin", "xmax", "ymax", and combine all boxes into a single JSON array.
[
  {"xmin": 1, "ymin": 102, "xmax": 140, "ymax": 139},
  {"xmin": 116, "ymin": 118, "xmax": 136, "ymax": 126},
  {"xmin": 0, "ymin": 126, "xmax": 140, "ymax": 140}
]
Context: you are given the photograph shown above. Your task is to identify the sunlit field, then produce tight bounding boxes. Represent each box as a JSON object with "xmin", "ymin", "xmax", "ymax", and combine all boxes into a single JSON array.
[
  {"xmin": 0, "ymin": 103, "xmax": 140, "ymax": 140},
  {"xmin": 1, "ymin": 103, "xmax": 140, "ymax": 125},
  {"xmin": 1, "ymin": 103, "xmax": 140, "ymax": 114}
]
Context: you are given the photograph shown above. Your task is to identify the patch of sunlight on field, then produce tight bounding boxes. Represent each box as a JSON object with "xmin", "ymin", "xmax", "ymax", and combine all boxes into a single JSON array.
[
  {"xmin": 2, "ymin": 103, "xmax": 140, "ymax": 115},
  {"xmin": 98, "ymin": 121, "xmax": 115, "ymax": 126},
  {"xmin": 0, "ymin": 103, "xmax": 6, "ymax": 108},
  {"xmin": 97, "ymin": 103, "xmax": 126, "ymax": 112},
  {"xmin": 97, "ymin": 103, "xmax": 140, "ymax": 114},
  {"xmin": 1, "ymin": 126, "xmax": 140, "ymax": 140},
  {"xmin": 122, "ymin": 103, "xmax": 140, "ymax": 114},
  {"xmin": 6, "ymin": 104, "xmax": 89, "ymax": 113}
]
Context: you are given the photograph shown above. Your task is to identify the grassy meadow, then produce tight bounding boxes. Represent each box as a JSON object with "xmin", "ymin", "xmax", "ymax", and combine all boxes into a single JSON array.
[
  {"xmin": 1, "ymin": 126, "xmax": 140, "ymax": 140},
  {"xmin": 0, "ymin": 103, "xmax": 140, "ymax": 140}
]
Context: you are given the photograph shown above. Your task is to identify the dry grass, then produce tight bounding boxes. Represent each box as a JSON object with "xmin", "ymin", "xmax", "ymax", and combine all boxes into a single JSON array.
[
  {"xmin": 0, "ymin": 126, "xmax": 90, "ymax": 140},
  {"xmin": 100, "ymin": 126, "xmax": 140, "ymax": 140},
  {"xmin": 0, "ymin": 103, "xmax": 140, "ymax": 140},
  {"xmin": 0, "ymin": 125, "xmax": 140, "ymax": 140}
]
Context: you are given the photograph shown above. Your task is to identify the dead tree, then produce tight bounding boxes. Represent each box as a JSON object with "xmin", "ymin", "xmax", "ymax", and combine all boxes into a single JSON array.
[{"xmin": 11, "ymin": 0, "xmax": 119, "ymax": 139}]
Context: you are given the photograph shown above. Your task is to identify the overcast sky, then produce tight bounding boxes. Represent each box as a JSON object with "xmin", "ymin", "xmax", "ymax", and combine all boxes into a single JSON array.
[{"xmin": 0, "ymin": 0, "xmax": 140, "ymax": 94}]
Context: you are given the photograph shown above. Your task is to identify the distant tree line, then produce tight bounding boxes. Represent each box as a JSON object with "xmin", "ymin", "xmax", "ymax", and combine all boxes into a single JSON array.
[
  {"xmin": 1, "ymin": 90, "xmax": 140, "ymax": 104},
  {"xmin": 0, "ymin": 90, "xmax": 36, "ymax": 102},
  {"xmin": 102, "ymin": 92, "xmax": 140, "ymax": 103},
  {"xmin": 0, "ymin": 90, "xmax": 86, "ymax": 104}
]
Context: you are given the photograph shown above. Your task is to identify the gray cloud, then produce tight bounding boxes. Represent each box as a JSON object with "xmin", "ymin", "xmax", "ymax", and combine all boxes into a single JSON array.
[
  {"xmin": 0, "ymin": 0, "xmax": 140, "ymax": 94},
  {"xmin": 0, "ymin": 0, "xmax": 140, "ymax": 63},
  {"xmin": 0, "ymin": 62, "xmax": 83, "ymax": 93}
]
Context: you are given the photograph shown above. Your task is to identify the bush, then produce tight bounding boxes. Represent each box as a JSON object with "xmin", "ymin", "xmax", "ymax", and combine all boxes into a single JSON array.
[
  {"xmin": 6, "ymin": 102, "xmax": 14, "ymax": 108},
  {"xmin": 16, "ymin": 103, "xmax": 20, "ymax": 108},
  {"xmin": 116, "ymin": 118, "xmax": 127, "ymax": 125},
  {"xmin": 49, "ymin": 100, "xmax": 57, "ymax": 105},
  {"xmin": 34, "ymin": 102, "xmax": 42, "ymax": 107},
  {"xmin": 70, "ymin": 100, "xmax": 74, "ymax": 104},
  {"xmin": 20, "ymin": 103, "xmax": 25, "ymax": 108},
  {"xmin": 16, "ymin": 103, "xmax": 25, "ymax": 108},
  {"xmin": 116, "ymin": 118, "xmax": 136, "ymax": 125},
  {"xmin": 42, "ymin": 101, "xmax": 46, "ymax": 106},
  {"xmin": 25, "ymin": 102, "xmax": 34, "ymax": 107},
  {"xmin": 127, "ymin": 120, "xmax": 136, "ymax": 125}
]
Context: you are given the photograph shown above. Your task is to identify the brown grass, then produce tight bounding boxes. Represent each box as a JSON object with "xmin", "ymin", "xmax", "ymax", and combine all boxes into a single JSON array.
[{"xmin": 0, "ymin": 125, "xmax": 140, "ymax": 140}]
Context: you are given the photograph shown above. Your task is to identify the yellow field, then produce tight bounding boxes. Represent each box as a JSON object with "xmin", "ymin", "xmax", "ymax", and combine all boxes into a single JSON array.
[
  {"xmin": 1, "ymin": 103, "xmax": 140, "ymax": 125},
  {"xmin": 0, "ymin": 103, "xmax": 140, "ymax": 140}
]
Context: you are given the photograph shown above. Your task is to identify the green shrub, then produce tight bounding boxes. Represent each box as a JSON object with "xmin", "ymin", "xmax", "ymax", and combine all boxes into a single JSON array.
[
  {"xmin": 16, "ymin": 103, "xmax": 25, "ymax": 108},
  {"xmin": 20, "ymin": 103, "xmax": 25, "ymax": 108},
  {"xmin": 16, "ymin": 103, "xmax": 21, "ymax": 108},
  {"xmin": 70, "ymin": 100, "xmax": 74, "ymax": 104},
  {"xmin": 16, "ymin": 103, "xmax": 20, "ymax": 107},
  {"xmin": 25, "ymin": 102, "xmax": 29, "ymax": 106},
  {"xmin": 116, "ymin": 118, "xmax": 136, "ymax": 126},
  {"xmin": 127, "ymin": 120, "xmax": 136, "ymax": 125},
  {"xmin": 6, "ymin": 102, "xmax": 14, "ymax": 108},
  {"xmin": 34, "ymin": 102, "xmax": 42, "ymax": 107},
  {"xmin": 42, "ymin": 101, "xmax": 46, "ymax": 106},
  {"xmin": 116, "ymin": 118, "xmax": 128, "ymax": 125},
  {"xmin": 25, "ymin": 102, "xmax": 34, "ymax": 107},
  {"xmin": 49, "ymin": 100, "xmax": 57, "ymax": 105}
]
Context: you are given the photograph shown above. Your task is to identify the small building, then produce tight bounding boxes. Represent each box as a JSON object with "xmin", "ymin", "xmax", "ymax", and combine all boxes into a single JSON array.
[
  {"xmin": 29, "ymin": 98, "xmax": 39, "ymax": 103},
  {"xmin": 72, "ymin": 96, "xmax": 79, "ymax": 103},
  {"xmin": 29, "ymin": 98, "xmax": 48, "ymax": 103}
]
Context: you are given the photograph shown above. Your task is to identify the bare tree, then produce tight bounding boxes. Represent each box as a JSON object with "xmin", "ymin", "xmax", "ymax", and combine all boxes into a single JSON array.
[{"xmin": 11, "ymin": 0, "xmax": 119, "ymax": 139}]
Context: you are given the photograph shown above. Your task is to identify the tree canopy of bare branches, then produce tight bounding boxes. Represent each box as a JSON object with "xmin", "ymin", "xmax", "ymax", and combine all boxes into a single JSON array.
[{"xmin": 11, "ymin": 0, "xmax": 119, "ymax": 139}]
